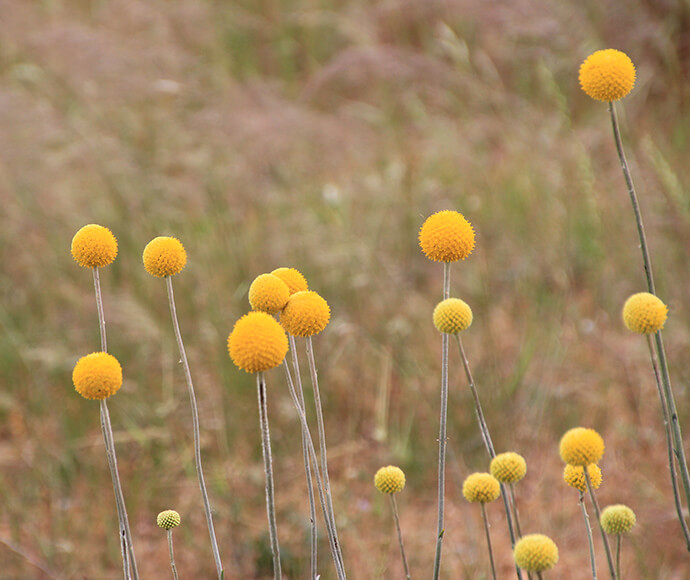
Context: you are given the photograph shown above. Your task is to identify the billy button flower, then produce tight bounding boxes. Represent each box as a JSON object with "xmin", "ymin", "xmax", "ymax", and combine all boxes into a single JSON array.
[
  {"xmin": 419, "ymin": 210, "xmax": 475, "ymax": 262},
  {"xmin": 71, "ymin": 224, "xmax": 118, "ymax": 268},
  {"xmin": 513, "ymin": 534, "xmax": 559, "ymax": 573},
  {"xmin": 563, "ymin": 463, "xmax": 602, "ymax": 493},
  {"xmin": 559, "ymin": 427, "xmax": 605, "ymax": 467},
  {"xmin": 601, "ymin": 505, "xmax": 636, "ymax": 535},
  {"xmin": 374, "ymin": 466, "xmax": 406, "ymax": 494},
  {"xmin": 249, "ymin": 274, "xmax": 290, "ymax": 315},
  {"xmin": 490, "ymin": 452, "xmax": 527, "ymax": 484},
  {"xmin": 433, "ymin": 298, "xmax": 473, "ymax": 334},
  {"xmin": 622, "ymin": 292, "xmax": 668, "ymax": 334},
  {"xmin": 463, "ymin": 473, "xmax": 501, "ymax": 504},
  {"xmin": 228, "ymin": 311, "xmax": 289, "ymax": 373},
  {"xmin": 280, "ymin": 291, "xmax": 330, "ymax": 337},
  {"xmin": 157, "ymin": 510, "xmax": 181, "ymax": 530},
  {"xmin": 579, "ymin": 49, "xmax": 636, "ymax": 102},
  {"xmin": 72, "ymin": 352, "xmax": 123, "ymax": 400},
  {"xmin": 271, "ymin": 267, "xmax": 308, "ymax": 295},
  {"xmin": 143, "ymin": 236, "xmax": 187, "ymax": 277}
]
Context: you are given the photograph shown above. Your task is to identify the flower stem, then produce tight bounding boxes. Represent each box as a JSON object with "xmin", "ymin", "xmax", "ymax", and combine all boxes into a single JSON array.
[
  {"xmin": 579, "ymin": 491, "xmax": 598, "ymax": 580},
  {"xmin": 584, "ymin": 469, "xmax": 616, "ymax": 580},
  {"xmin": 390, "ymin": 495, "xmax": 411, "ymax": 580},
  {"xmin": 167, "ymin": 530, "xmax": 179, "ymax": 580},
  {"xmin": 480, "ymin": 503, "xmax": 497, "ymax": 580},
  {"xmin": 615, "ymin": 534, "xmax": 621, "ymax": 580}
]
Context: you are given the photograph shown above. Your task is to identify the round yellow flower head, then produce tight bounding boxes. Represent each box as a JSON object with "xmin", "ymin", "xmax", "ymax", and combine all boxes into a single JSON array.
[
  {"xmin": 563, "ymin": 463, "xmax": 602, "ymax": 493},
  {"xmin": 579, "ymin": 49, "xmax": 636, "ymax": 102},
  {"xmin": 374, "ymin": 465, "xmax": 406, "ymax": 494},
  {"xmin": 280, "ymin": 291, "xmax": 331, "ymax": 337},
  {"xmin": 513, "ymin": 534, "xmax": 559, "ymax": 572},
  {"xmin": 490, "ymin": 452, "xmax": 527, "ymax": 484},
  {"xmin": 622, "ymin": 292, "xmax": 668, "ymax": 334},
  {"xmin": 72, "ymin": 352, "xmax": 123, "ymax": 400},
  {"xmin": 71, "ymin": 224, "xmax": 118, "ymax": 268},
  {"xmin": 271, "ymin": 267, "xmax": 308, "ymax": 295},
  {"xmin": 433, "ymin": 298, "xmax": 473, "ymax": 334},
  {"xmin": 600, "ymin": 504, "xmax": 636, "ymax": 535},
  {"xmin": 419, "ymin": 210, "xmax": 475, "ymax": 262},
  {"xmin": 143, "ymin": 236, "xmax": 187, "ymax": 277},
  {"xmin": 228, "ymin": 311, "xmax": 288, "ymax": 373},
  {"xmin": 157, "ymin": 509, "xmax": 181, "ymax": 530},
  {"xmin": 249, "ymin": 274, "xmax": 290, "ymax": 314},
  {"xmin": 462, "ymin": 472, "xmax": 501, "ymax": 503},
  {"xmin": 559, "ymin": 427, "xmax": 605, "ymax": 467}
]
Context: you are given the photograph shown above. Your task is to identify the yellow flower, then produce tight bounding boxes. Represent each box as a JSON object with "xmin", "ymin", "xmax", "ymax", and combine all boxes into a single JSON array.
[
  {"xmin": 433, "ymin": 298, "xmax": 473, "ymax": 334},
  {"xmin": 600, "ymin": 504, "xmax": 636, "ymax": 535},
  {"xmin": 513, "ymin": 534, "xmax": 559, "ymax": 572},
  {"xmin": 271, "ymin": 267, "xmax": 308, "ymax": 295},
  {"xmin": 622, "ymin": 292, "xmax": 668, "ymax": 334},
  {"xmin": 228, "ymin": 311, "xmax": 288, "ymax": 373},
  {"xmin": 157, "ymin": 510, "xmax": 181, "ymax": 530},
  {"xmin": 419, "ymin": 210, "xmax": 475, "ymax": 262},
  {"xmin": 559, "ymin": 427, "xmax": 605, "ymax": 467},
  {"xmin": 249, "ymin": 274, "xmax": 290, "ymax": 314},
  {"xmin": 143, "ymin": 236, "xmax": 187, "ymax": 277},
  {"xmin": 579, "ymin": 49, "xmax": 636, "ymax": 102},
  {"xmin": 71, "ymin": 224, "xmax": 118, "ymax": 268},
  {"xmin": 462, "ymin": 472, "xmax": 501, "ymax": 503},
  {"xmin": 374, "ymin": 465, "xmax": 406, "ymax": 494},
  {"xmin": 280, "ymin": 291, "xmax": 330, "ymax": 337},
  {"xmin": 72, "ymin": 352, "xmax": 123, "ymax": 400},
  {"xmin": 490, "ymin": 452, "xmax": 527, "ymax": 484},
  {"xmin": 563, "ymin": 463, "xmax": 602, "ymax": 493}
]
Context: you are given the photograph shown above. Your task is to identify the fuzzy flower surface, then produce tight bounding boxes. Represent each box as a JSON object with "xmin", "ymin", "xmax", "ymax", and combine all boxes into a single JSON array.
[
  {"xmin": 490, "ymin": 452, "xmax": 527, "ymax": 484},
  {"xmin": 622, "ymin": 292, "xmax": 668, "ymax": 334},
  {"xmin": 249, "ymin": 273, "xmax": 290, "ymax": 314},
  {"xmin": 271, "ymin": 267, "xmax": 308, "ymax": 295},
  {"xmin": 462, "ymin": 472, "xmax": 501, "ymax": 503},
  {"xmin": 563, "ymin": 463, "xmax": 602, "ymax": 493},
  {"xmin": 157, "ymin": 510, "xmax": 181, "ymax": 530},
  {"xmin": 600, "ymin": 504, "xmax": 636, "ymax": 534},
  {"xmin": 280, "ymin": 290, "xmax": 330, "ymax": 337},
  {"xmin": 514, "ymin": 534, "xmax": 559, "ymax": 572},
  {"xmin": 72, "ymin": 352, "xmax": 123, "ymax": 400},
  {"xmin": 374, "ymin": 465, "xmax": 406, "ymax": 494},
  {"xmin": 579, "ymin": 49, "xmax": 636, "ymax": 101},
  {"xmin": 71, "ymin": 224, "xmax": 118, "ymax": 268},
  {"xmin": 419, "ymin": 210, "xmax": 475, "ymax": 262},
  {"xmin": 433, "ymin": 298, "xmax": 473, "ymax": 334},
  {"xmin": 228, "ymin": 311, "xmax": 288, "ymax": 373},
  {"xmin": 559, "ymin": 427, "xmax": 605, "ymax": 467},
  {"xmin": 143, "ymin": 236, "xmax": 187, "ymax": 277}
]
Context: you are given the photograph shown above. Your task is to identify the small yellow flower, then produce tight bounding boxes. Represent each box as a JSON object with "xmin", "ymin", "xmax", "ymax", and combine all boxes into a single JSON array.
[
  {"xmin": 228, "ymin": 311, "xmax": 288, "ymax": 373},
  {"xmin": 433, "ymin": 298, "xmax": 473, "ymax": 334},
  {"xmin": 513, "ymin": 534, "xmax": 559, "ymax": 572},
  {"xmin": 490, "ymin": 452, "xmax": 527, "ymax": 484},
  {"xmin": 419, "ymin": 210, "xmax": 475, "ymax": 262},
  {"xmin": 72, "ymin": 352, "xmax": 123, "ymax": 400},
  {"xmin": 579, "ymin": 49, "xmax": 636, "ymax": 102},
  {"xmin": 157, "ymin": 510, "xmax": 181, "ymax": 530},
  {"xmin": 249, "ymin": 274, "xmax": 290, "ymax": 314},
  {"xmin": 143, "ymin": 236, "xmax": 187, "ymax": 277},
  {"xmin": 563, "ymin": 463, "xmax": 602, "ymax": 493},
  {"xmin": 280, "ymin": 291, "xmax": 331, "ymax": 337},
  {"xmin": 600, "ymin": 504, "xmax": 636, "ymax": 535},
  {"xmin": 559, "ymin": 427, "xmax": 605, "ymax": 467},
  {"xmin": 271, "ymin": 267, "xmax": 309, "ymax": 295},
  {"xmin": 622, "ymin": 292, "xmax": 668, "ymax": 334},
  {"xmin": 374, "ymin": 465, "xmax": 406, "ymax": 494},
  {"xmin": 462, "ymin": 472, "xmax": 501, "ymax": 503},
  {"xmin": 71, "ymin": 224, "xmax": 118, "ymax": 268}
]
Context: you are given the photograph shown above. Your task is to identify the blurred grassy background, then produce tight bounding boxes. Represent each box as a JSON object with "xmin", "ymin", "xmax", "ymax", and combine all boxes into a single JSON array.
[{"xmin": 1, "ymin": 0, "xmax": 689, "ymax": 577}]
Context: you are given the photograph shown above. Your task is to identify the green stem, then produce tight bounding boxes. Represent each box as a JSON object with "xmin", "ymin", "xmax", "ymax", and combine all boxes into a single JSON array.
[
  {"xmin": 480, "ymin": 503, "xmax": 497, "ymax": 580},
  {"xmin": 390, "ymin": 495, "xmax": 411, "ymax": 580},
  {"xmin": 579, "ymin": 491, "xmax": 598, "ymax": 580},
  {"xmin": 615, "ymin": 535, "xmax": 621, "ymax": 580},
  {"xmin": 584, "ymin": 469, "xmax": 616, "ymax": 580},
  {"xmin": 167, "ymin": 530, "xmax": 179, "ymax": 580}
]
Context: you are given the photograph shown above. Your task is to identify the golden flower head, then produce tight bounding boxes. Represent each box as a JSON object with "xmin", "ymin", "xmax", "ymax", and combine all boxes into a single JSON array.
[
  {"xmin": 419, "ymin": 210, "xmax": 476, "ymax": 262},
  {"xmin": 228, "ymin": 311, "xmax": 288, "ymax": 373},
  {"xmin": 71, "ymin": 224, "xmax": 118, "ymax": 268},
  {"xmin": 559, "ymin": 427, "xmax": 605, "ymax": 466},
  {"xmin": 143, "ymin": 236, "xmax": 187, "ymax": 277},
  {"xmin": 563, "ymin": 463, "xmax": 602, "ymax": 493},
  {"xmin": 72, "ymin": 352, "xmax": 123, "ymax": 400},
  {"xmin": 249, "ymin": 274, "xmax": 290, "ymax": 314},
  {"xmin": 374, "ymin": 465, "xmax": 406, "ymax": 494},
  {"xmin": 579, "ymin": 49, "xmax": 636, "ymax": 102},
  {"xmin": 490, "ymin": 452, "xmax": 527, "ymax": 484},
  {"xmin": 462, "ymin": 472, "xmax": 501, "ymax": 503},
  {"xmin": 157, "ymin": 510, "xmax": 181, "ymax": 530},
  {"xmin": 622, "ymin": 292, "xmax": 668, "ymax": 334},
  {"xmin": 280, "ymin": 290, "xmax": 331, "ymax": 337},
  {"xmin": 514, "ymin": 534, "xmax": 559, "ymax": 572},
  {"xmin": 433, "ymin": 298, "xmax": 473, "ymax": 334},
  {"xmin": 271, "ymin": 267, "xmax": 309, "ymax": 295},
  {"xmin": 600, "ymin": 504, "xmax": 636, "ymax": 535}
]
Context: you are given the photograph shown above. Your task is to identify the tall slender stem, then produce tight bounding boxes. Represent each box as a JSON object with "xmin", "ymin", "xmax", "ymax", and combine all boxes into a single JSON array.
[
  {"xmin": 167, "ymin": 530, "xmax": 179, "ymax": 580},
  {"xmin": 615, "ymin": 535, "xmax": 621, "ymax": 580},
  {"xmin": 480, "ymin": 503, "xmax": 497, "ymax": 580},
  {"xmin": 584, "ymin": 470, "xmax": 616, "ymax": 580},
  {"xmin": 579, "ymin": 491, "xmax": 598, "ymax": 580},
  {"xmin": 509, "ymin": 484, "xmax": 523, "ymax": 539},
  {"xmin": 390, "ymin": 495, "xmax": 411, "ymax": 580},
  {"xmin": 165, "ymin": 277, "xmax": 223, "ymax": 578}
]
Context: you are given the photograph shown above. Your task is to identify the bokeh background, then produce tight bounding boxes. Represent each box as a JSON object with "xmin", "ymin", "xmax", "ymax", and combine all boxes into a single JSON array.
[{"xmin": 1, "ymin": 0, "xmax": 689, "ymax": 578}]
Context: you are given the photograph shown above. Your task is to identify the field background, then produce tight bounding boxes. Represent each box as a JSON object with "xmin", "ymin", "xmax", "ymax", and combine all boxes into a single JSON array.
[{"xmin": 1, "ymin": 0, "xmax": 689, "ymax": 578}]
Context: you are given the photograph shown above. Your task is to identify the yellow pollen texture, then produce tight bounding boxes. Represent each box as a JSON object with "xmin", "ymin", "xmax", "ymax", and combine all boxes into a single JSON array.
[
  {"xmin": 143, "ymin": 236, "xmax": 187, "ymax": 277},
  {"xmin": 71, "ymin": 224, "xmax": 118, "ymax": 268},
  {"xmin": 72, "ymin": 352, "xmax": 123, "ymax": 400},
  {"xmin": 579, "ymin": 49, "xmax": 636, "ymax": 102},
  {"xmin": 419, "ymin": 210, "xmax": 476, "ymax": 262},
  {"xmin": 228, "ymin": 311, "xmax": 288, "ymax": 373}
]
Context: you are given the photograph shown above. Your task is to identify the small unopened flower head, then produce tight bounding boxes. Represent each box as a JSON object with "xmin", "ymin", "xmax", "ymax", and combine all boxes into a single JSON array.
[
  {"xmin": 600, "ymin": 504, "xmax": 636, "ymax": 535},
  {"xmin": 563, "ymin": 463, "xmax": 602, "ymax": 493},
  {"xmin": 433, "ymin": 298, "xmax": 473, "ymax": 334},
  {"xmin": 157, "ymin": 510, "xmax": 181, "ymax": 530},
  {"xmin": 71, "ymin": 224, "xmax": 118, "ymax": 268},
  {"xmin": 249, "ymin": 274, "xmax": 290, "ymax": 314},
  {"xmin": 559, "ymin": 427, "xmax": 605, "ymax": 467},
  {"xmin": 374, "ymin": 465, "xmax": 406, "ymax": 494},
  {"xmin": 280, "ymin": 290, "xmax": 330, "ymax": 337},
  {"xmin": 419, "ymin": 210, "xmax": 475, "ymax": 262},
  {"xmin": 622, "ymin": 292, "xmax": 668, "ymax": 334},
  {"xmin": 228, "ymin": 311, "xmax": 288, "ymax": 373},
  {"xmin": 72, "ymin": 352, "xmax": 123, "ymax": 400},
  {"xmin": 514, "ymin": 534, "xmax": 559, "ymax": 572},
  {"xmin": 143, "ymin": 236, "xmax": 187, "ymax": 277},
  {"xmin": 490, "ymin": 452, "xmax": 527, "ymax": 484},
  {"xmin": 271, "ymin": 267, "xmax": 308, "ymax": 295},
  {"xmin": 579, "ymin": 49, "xmax": 636, "ymax": 102},
  {"xmin": 462, "ymin": 472, "xmax": 501, "ymax": 503}
]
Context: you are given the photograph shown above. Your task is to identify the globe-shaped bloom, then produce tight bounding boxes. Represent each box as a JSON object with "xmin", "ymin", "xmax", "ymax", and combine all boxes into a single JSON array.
[
  {"xmin": 280, "ymin": 291, "xmax": 331, "ymax": 337},
  {"xmin": 157, "ymin": 510, "xmax": 181, "ymax": 530},
  {"xmin": 579, "ymin": 49, "xmax": 636, "ymax": 102},
  {"xmin": 600, "ymin": 504, "xmax": 636, "ymax": 534},
  {"xmin": 419, "ymin": 210, "xmax": 475, "ymax": 262},
  {"xmin": 433, "ymin": 298, "xmax": 473, "ymax": 334},
  {"xmin": 248, "ymin": 273, "xmax": 290, "ymax": 314},
  {"xmin": 514, "ymin": 534, "xmax": 559, "ymax": 572},
  {"xmin": 72, "ymin": 352, "xmax": 123, "ymax": 400},
  {"xmin": 228, "ymin": 311, "xmax": 289, "ymax": 373},
  {"xmin": 559, "ymin": 427, "xmax": 605, "ymax": 467},
  {"xmin": 622, "ymin": 292, "xmax": 668, "ymax": 334},
  {"xmin": 374, "ymin": 465, "xmax": 406, "ymax": 494},
  {"xmin": 271, "ymin": 267, "xmax": 308, "ymax": 295},
  {"xmin": 490, "ymin": 452, "xmax": 527, "ymax": 484},
  {"xmin": 563, "ymin": 463, "xmax": 602, "ymax": 493},
  {"xmin": 462, "ymin": 472, "xmax": 501, "ymax": 503},
  {"xmin": 71, "ymin": 224, "xmax": 118, "ymax": 268},
  {"xmin": 143, "ymin": 236, "xmax": 187, "ymax": 277}
]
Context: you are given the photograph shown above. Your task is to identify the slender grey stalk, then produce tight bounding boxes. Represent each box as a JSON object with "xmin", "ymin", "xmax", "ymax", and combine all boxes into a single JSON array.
[
  {"xmin": 165, "ymin": 277, "xmax": 223, "ymax": 578},
  {"xmin": 578, "ymin": 491, "xmax": 598, "ymax": 580},
  {"xmin": 537, "ymin": 572, "xmax": 545, "ymax": 580},
  {"xmin": 615, "ymin": 535, "xmax": 621, "ymax": 580},
  {"xmin": 509, "ymin": 484, "xmax": 523, "ymax": 539},
  {"xmin": 480, "ymin": 503, "xmax": 497, "ymax": 580},
  {"xmin": 584, "ymin": 469, "xmax": 616, "ymax": 580},
  {"xmin": 167, "ymin": 530, "xmax": 179, "ymax": 580},
  {"xmin": 390, "ymin": 495, "xmax": 411, "ymax": 580}
]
